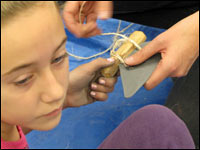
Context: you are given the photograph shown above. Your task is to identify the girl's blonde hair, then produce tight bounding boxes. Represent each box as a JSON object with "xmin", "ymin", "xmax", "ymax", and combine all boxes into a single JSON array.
[{"xmin": 1, "ymin": 1, "xmax": 60, "ymax": 26}]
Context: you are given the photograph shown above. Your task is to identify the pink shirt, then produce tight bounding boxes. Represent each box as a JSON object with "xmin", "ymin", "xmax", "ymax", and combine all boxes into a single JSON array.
[{"xmin": 1, "ymin": 126, "xmax": 29, "ymax": 149}]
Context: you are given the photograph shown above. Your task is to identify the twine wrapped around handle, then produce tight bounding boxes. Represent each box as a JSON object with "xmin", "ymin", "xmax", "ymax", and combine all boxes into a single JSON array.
[{"xmin": 101, "ymin": 31, "xmax": 147, "ymax": 78}]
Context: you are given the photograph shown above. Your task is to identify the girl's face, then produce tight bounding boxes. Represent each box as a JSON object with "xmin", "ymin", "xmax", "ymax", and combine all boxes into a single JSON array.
[{"xmin": 1, "ymin": 2, "xmax": 69, "ymax": 131}]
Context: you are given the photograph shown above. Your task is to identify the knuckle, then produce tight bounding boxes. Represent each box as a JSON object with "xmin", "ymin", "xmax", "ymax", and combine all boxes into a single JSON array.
[
  {"xmin": 136, "ymin": 50, "xmax": 144, "ymax": 59},
  {"xmin": 94, "ymin": 58, "xmax": 104, "ymax": 65},
  {"xmin": 109, "ymin": 87, "xmax": 114, "ymax": 92},
  {"xmin": 154, "ymin": 35, "xmax": 166, "ymax": 47},
  {"xmin": 165, "ymin": 60, "xmax": 178, "ymax": 73},
  {"xmin": 110, "ymin": 80, "xmax": 116, "ymax": 86},
  {"xmin": 170, "ymin": 65, "xmax": 178, "ymax": 73},
  {"xmin": 75, "ymin": 32, "xmax": 83, "ymax": 38},
  {"xmin": 98, "ymin": 94, "xmax": 108, "ymax": 101},
  {"xmin": 175, "ymin": 70, "xmax": 187, "ymax": 77},
  {"xmin": 97, "ymin": 57, "xmax": 104, "ymax": 62},
  {"xmin": 175, "ymin": 73, "xmax": 182, "ymax": 77},
  {"xmin": 107, "ymin": 81, "xmax": 115, "ymax": 88},
  {"xmin": 114, "ymin": 77, "xmax": 118, "ymax": 83},
  {"xmin": 104, "ymin": 95, "xmax": 108, "ymax": 100}
]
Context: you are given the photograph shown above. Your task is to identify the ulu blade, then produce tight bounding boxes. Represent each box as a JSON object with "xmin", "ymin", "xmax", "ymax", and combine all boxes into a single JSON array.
[{"xmin": 119, "ymin": 42, "xmax": 161, "ymax": 98}]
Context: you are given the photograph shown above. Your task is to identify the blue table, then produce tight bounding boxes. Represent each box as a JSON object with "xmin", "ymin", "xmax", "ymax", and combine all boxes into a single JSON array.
[{"xmin": 26, "ymin": 18, "xmax": 173, "ymax": 149}]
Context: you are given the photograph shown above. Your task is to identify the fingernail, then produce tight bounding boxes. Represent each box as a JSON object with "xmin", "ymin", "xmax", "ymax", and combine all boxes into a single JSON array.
[
  {"xmin": 125, "ymin": 57, "xmax": 133, "ymax": 64},
  {"xmin": 90, "ymin": 91, "xmax": 96, "ymax": 96},
  {"xmin": 107, "ymin": 58, "xmax": 115, "ymax": 63},
  {"xmin": 99, "ymin": 79, "xmax": 106, "ymax": 85},
  {"xmin": 91, "ymin": 84, "xmax": 97, "ymax": 89}
]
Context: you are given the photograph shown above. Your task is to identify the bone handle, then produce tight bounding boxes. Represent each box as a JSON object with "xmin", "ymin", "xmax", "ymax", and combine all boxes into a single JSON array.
[{"xmin": 101, "ymin": 31, "xmax": 147, "ymax": 78}]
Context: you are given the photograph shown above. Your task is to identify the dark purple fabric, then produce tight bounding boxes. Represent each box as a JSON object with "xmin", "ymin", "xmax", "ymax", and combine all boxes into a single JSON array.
[{"xmin": 98, "ymin": 105, "xmax": 195, "ymax": 149}]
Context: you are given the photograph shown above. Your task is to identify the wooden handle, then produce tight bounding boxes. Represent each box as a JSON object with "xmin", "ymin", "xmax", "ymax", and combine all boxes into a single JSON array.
[{"xmin": 101, "ymin": 31, "xmax": 147, "ymax": 78}]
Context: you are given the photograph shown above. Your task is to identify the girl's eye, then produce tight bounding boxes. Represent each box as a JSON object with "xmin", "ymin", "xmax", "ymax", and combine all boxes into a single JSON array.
[
  {"xmin": 52, "ymin": 53, "xmax": 68, "ymax": 64},
  {"xmin": 14, "ymin": 75, "xmax": 33, "ymax": 86}
]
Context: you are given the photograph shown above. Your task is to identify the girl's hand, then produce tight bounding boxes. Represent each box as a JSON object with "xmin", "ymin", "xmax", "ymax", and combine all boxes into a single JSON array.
[{"xmin": 64, "ymin": 58, "xmax": 117, "ymax": 108}]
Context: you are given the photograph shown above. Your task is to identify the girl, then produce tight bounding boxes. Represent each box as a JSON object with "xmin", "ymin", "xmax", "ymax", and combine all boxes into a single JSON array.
[{"xmin": 1, "ymin": 1, "xmax": 117, "ymax": 149}]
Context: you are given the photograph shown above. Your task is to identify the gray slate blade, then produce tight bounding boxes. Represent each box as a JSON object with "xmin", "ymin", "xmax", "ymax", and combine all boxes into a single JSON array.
[{"xmin": 119, "ymin": 42, "xmax": 161, "ymax": 98}]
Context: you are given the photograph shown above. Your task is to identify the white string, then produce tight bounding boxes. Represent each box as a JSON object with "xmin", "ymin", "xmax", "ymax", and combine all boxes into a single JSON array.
[
  {"xmin": 67, "ymin": 30, "xmax": 141, "ymax": 61},
  {"xmin": 67, "ymin": 2, "xmax": 140, "ymax": 66},
  {"xmin": 79, "ymin": 1, "xmax": 87, "ymax": 24},
  {"xmin": 101, "ymin": 32, "xmax": 142, "ymax": 50}
]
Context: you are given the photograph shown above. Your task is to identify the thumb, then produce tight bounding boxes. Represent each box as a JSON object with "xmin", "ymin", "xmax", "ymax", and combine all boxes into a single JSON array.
[
  {"xmin": 87, "ymin": 57, "xmax": 115, "ymax": 73},
  {"xmin": 125, "ymin": 38, "xmax": 164, "ymax": 66},
  {"xmin": 95, "ymin": 1, "xmax": 113, "ymax": 20}
]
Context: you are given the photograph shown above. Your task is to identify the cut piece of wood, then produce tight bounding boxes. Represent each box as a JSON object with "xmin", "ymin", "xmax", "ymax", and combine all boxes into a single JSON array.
[{"xmin": 101, "ymin": 31, "xmax": 147, "ymax": 78}]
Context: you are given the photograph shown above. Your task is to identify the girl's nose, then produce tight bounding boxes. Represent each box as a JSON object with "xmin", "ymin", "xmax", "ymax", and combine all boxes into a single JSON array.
[{"xmin": 40, "ymin": 70, "xmax": 65, "ymax": 103}]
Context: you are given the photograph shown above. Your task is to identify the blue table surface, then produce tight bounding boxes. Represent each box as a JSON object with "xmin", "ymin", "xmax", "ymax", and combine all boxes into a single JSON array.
[{"xmin": 26, "ymin": 18, "xmax": 173, "ymax": 149}]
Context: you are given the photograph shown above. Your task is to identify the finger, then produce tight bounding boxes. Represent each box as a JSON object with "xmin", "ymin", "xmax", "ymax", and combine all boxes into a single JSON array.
[
  {"xmin": 81, "ymin": 22, "xmax": 100, "ymax": 36},
  {"xmin": 80, "ymin": 13, "xmax": 87, "ymax": 24},
  {"xmin": 83, "ymin": 13, "xmax": 102, "ymax": 37},
  {"xmin": 144, "ymin": 58, "xmax": 172, "ymax": 90},
  {"xmin": 74, "ymin": 22, "xmax": 99, "ymax": 38},
  {"xmin": 63, "ymin": 2, "xmax": 102, "ymax": 38},
  {"xmin": 98, "ymin": 77, "xmax": 117, "ymax": 88},
  {"xmin": 86, "ymin": 58, "xmax": 115, "ymax": 74},
  {"xmin": 125, "ymin": 36, "xmax": 166, "ymax": 66},
  {"xmin": 76, "ymin": 11, "xmax": 99, "ymax": 36},
  {"xmin": 63, "ymin": 1, "xmax": 80, "ymax": 15},
  {"xmin": 83, "ymin": 28, "xmax": 102, "ymax": 38},
  {"xmin": 95, "ymin": 1, "xmax": 113, "ymax": 20},
  {"xmin": 63, "ymin": 1, "xmax": 82, "ymax": 37},
  {"xmin": 63, "ymin": 14, "xmax": 80, "ymax": 37},
  {"xmin": 90, "ymin": 91, "xmax": 108, "ymax": 101},
  {"xmin": 86, "ymin": 13, "xmax": 98, "ymax": 23},
  {"xmin": 63, "ymin": 2, "xmax": 97, "ymax": 38},
  {"xmin": 91, "ymin": 83, "xmax": 114, "ymax": 93}
]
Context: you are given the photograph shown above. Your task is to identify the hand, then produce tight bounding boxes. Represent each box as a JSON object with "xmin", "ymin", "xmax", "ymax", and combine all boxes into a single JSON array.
[
  {"xmin": 125, "ymin": 11, "xmax": 199, "ymax": 90},
  {"xmin": 63, "ymin": 1, "xmax": 113, "ymax": 38},
  {"xmin": 64, "ymin": 58, "xmax": 117, "ymax": 108}
]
